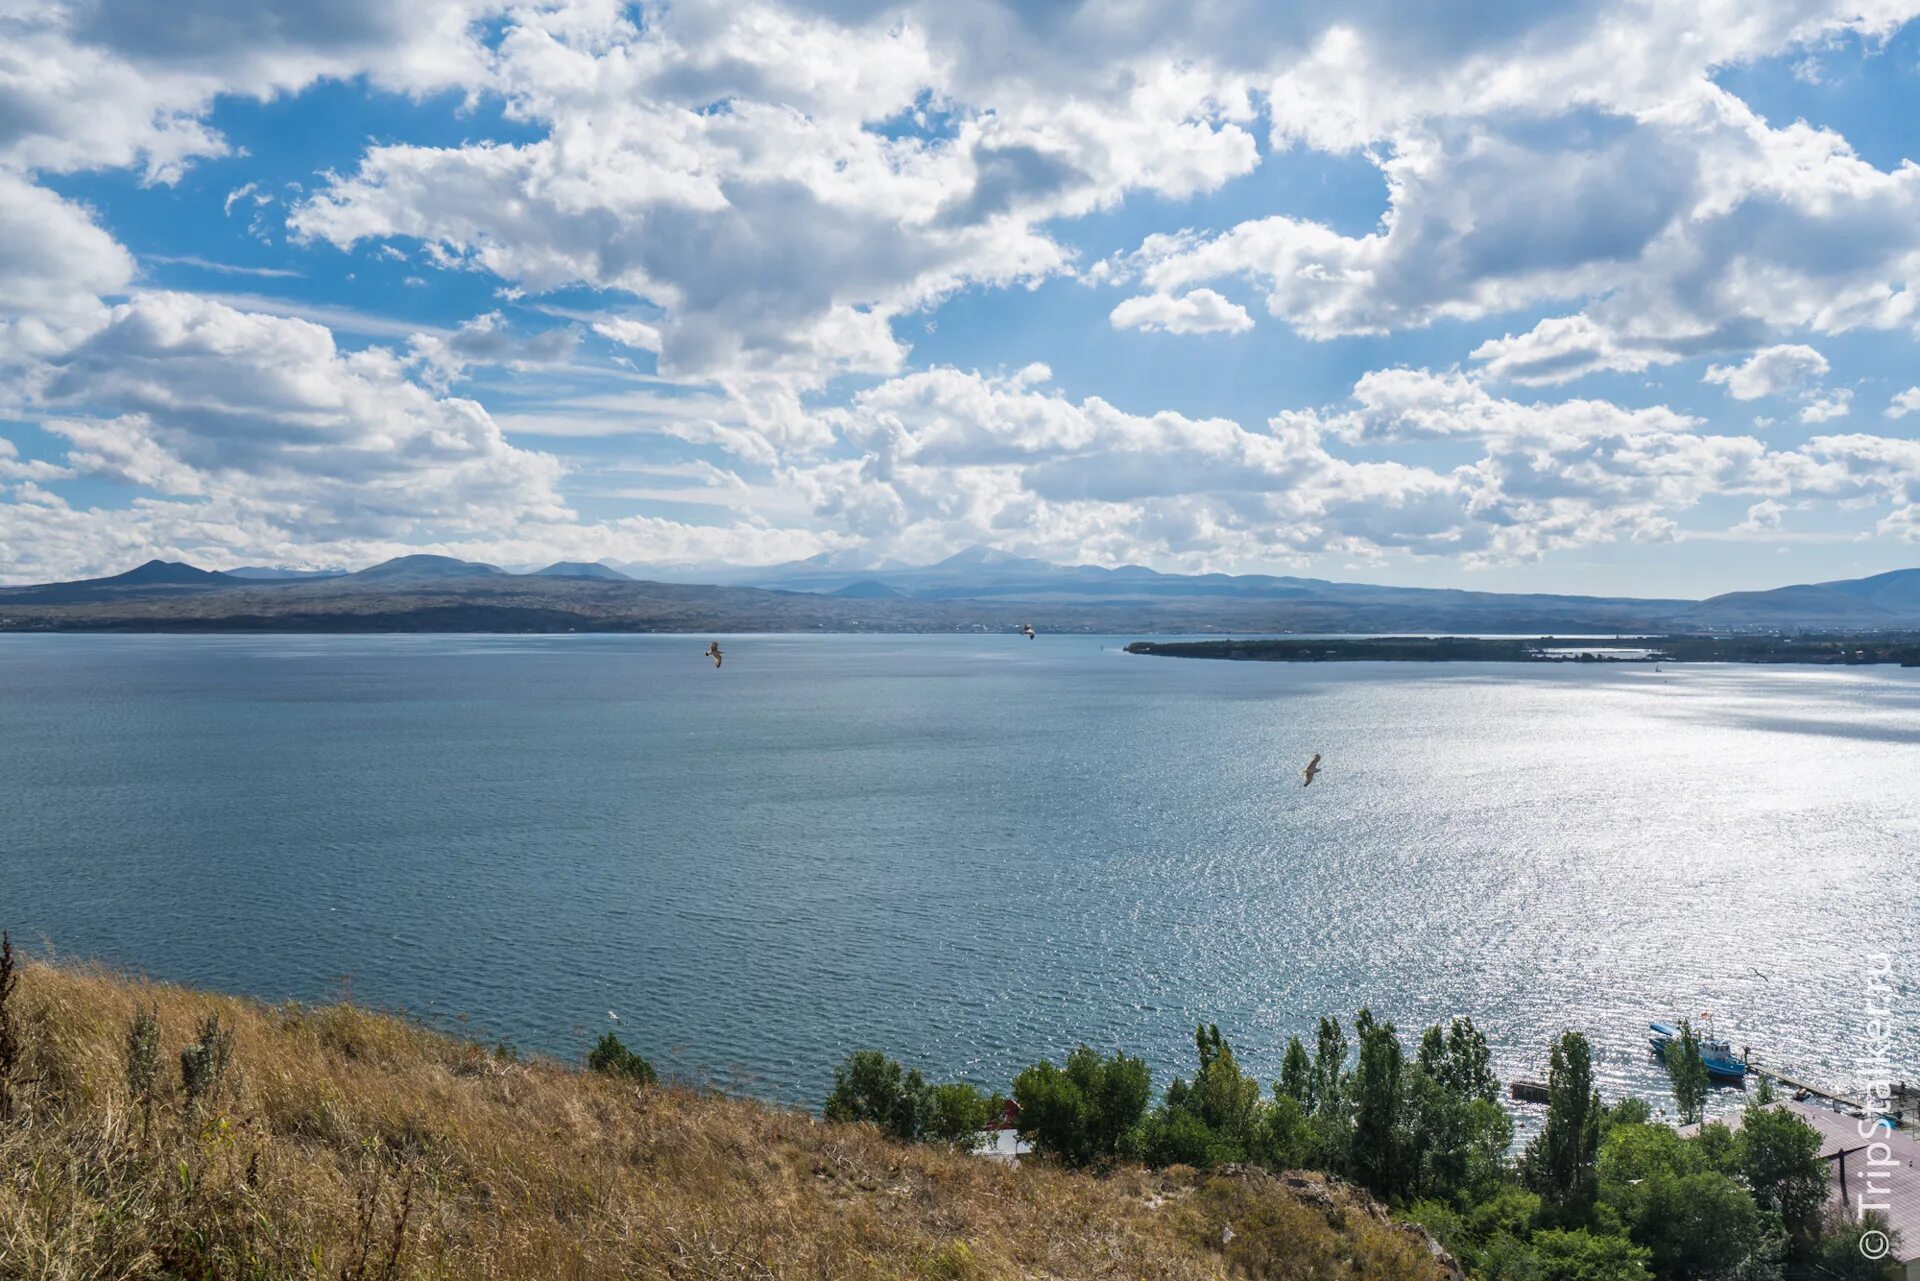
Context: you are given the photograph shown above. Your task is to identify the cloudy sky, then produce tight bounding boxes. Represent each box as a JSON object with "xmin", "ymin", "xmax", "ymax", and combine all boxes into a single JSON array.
[{"xmin": 5, "ymin": 0, "xmax": 1920, "ymax": 594}]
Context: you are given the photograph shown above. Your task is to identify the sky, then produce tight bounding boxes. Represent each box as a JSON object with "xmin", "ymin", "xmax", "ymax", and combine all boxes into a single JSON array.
[{"xmin": 5, "ymin": 2, "xmax": 1920, "ymax": 596}]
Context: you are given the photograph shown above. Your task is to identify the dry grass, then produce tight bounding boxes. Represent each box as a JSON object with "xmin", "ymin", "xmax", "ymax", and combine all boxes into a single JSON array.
[{"xmin": 0, "ymin": 962, "xmax": 1455, "ymax": 1280}]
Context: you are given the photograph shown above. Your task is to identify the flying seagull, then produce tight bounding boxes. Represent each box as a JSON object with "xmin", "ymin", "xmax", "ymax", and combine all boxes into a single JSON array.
[
  {"xmin": 1021, "ymin": 623, "xmax": 1035, "ymax": 640},
  {"xmin": 1302, "ymin": 753, "xmax": 1322, "ymax": 787},
  {"xmin": 607, "ymin": 1010, "xmax": 619, "ymax": 1022},
  {"xmin": 703, "ymin": 641, "xmax": 723, "ymax": 668}
]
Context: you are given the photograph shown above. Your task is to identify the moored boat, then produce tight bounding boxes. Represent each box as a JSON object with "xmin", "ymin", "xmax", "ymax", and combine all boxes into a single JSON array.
[{"xmin": 1649, "ymin": 1021, "xmax": 1749, "ymax": 1080}]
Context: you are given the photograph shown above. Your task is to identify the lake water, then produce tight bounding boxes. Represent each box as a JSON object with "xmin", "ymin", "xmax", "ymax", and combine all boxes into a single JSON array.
[{"xmin": 2, "ymin": 633, "xmax": 1915, "ymax": 1123}]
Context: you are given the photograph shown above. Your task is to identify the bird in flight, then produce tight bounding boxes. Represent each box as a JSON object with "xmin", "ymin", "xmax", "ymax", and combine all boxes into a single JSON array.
[
  {"xmin": 1302, "ymin": 753, "xmax": 1322, "ymax": 787},
  {"xmin": 703, "ymin": 641, "xmax": 723, "ymax": 668},
  {"xmin": 1021, "ymin": 623, "xmax": 1035, "ymax": 640},
  {"xmin": 607, "ymin": 1010, "xmax": 619, "ymax": 1022}
]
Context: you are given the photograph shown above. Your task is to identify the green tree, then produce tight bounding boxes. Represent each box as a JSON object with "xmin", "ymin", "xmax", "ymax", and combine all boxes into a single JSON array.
[
  {"xmin": 1251, "ymin": 1089, "xmax": 1312, "ymax": 1171},
  {"xmin": 1664, "ymin": 1021, "xmax": 1709, "ymax": 1126},
  {"xmin": 1526, "ymin": 1032, "xmax": 1603, "ymax": 1220},
  {"xmin": 1182, "ymin": 1023, "xmax": 1263, "ymax": 1149},
  {"xmin": 823, "ymin": 1049, "xmax": 930, "ymax": 1142},
  {"xmin": 1278, "ymin": 1034, "xmax": 1312, "ymax": 1105},
  {"xmin": 1815, "ymin": 1214, "xmax": 1904, "ymax": 1281},
  {"xmin": 1521, "ymin": 1227, "xmax": 1655, "ymax": 1281},
  {"xmin": 1137, "ymin": 1107, "xmax": 1221, "ymax": 1168},
  {"xmin": 1349, "ymin": 1010, "xmax": 1405, "ymax": 1199},
  {"xmin": 1011, "ymin": 1045, "xmax": 1151, "ymax": 1168},
  {"xmin": 1311, "ymin": 1015, "xmax": 1347, "ymax": 1116},
  {"xmin": 922, "ymin": 1082, "xmax": 994, "ymax": 1147},
  {"xmin": 1735, "ymin": 1103, "xmax": 1828, "ymax": 1255},
  {"xmin": 586, "ymin": 1032, "xmax": 657, "ymax": 1085},
  {"xmin": 1410, "ymin": 1021, "xmax": 1513, "ymax": 1204},
  {"xmin": 1441, "ymin": 1017, "xmax": 1500, "ymax": 1102},
  {"xmin": 1634, "ymin": 1170, "xmax": 1776, "ymax": 1281}
]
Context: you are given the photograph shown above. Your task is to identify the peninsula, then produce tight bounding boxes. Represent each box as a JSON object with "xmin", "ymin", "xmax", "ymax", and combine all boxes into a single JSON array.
[{"xmin": 1125, "ymin": 635, "xmax": 1920, "ymax": 665}]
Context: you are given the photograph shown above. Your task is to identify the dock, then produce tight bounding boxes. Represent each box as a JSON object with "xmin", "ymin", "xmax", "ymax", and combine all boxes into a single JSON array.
[
  {"xmin": 1509, "ymin": 1078, "xmax": 1551, "ymax": 1104},
  {"xmin": 1747, "ymin": 1059, "xmax": 1919, "ymax": 1128}
]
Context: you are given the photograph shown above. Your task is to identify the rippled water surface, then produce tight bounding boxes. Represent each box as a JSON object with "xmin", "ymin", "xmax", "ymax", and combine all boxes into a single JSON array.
[{"xmin": 2, "ymin": 633, "xmax": 1914, "ymax": 1116}]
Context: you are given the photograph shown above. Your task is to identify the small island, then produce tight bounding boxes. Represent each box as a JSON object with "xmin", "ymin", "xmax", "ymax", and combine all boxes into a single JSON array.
[{"xmin": 1125, "ymin": 634, "xmax": 1920, "ymax": 665}]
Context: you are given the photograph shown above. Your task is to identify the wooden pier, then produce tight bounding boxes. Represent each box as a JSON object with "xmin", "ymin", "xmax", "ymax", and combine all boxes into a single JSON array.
[
  {"xmin": 1509, "ymin": 1078, "xmax": 1551, "ymax": 1104},
  {"xmin": 1748, "ymin": 1059, "xmax": 1919, "ymax": 1127}
]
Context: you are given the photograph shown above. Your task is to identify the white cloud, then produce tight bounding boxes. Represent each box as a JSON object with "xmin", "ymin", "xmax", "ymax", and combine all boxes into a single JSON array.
[
  {"xmin": 1886, "ymin": 386, "xmax": 1920, "ymax": 419},
  {"xmin": 409, "ymin": 311, "xmax": 580, "ymax": 388},
  {"xmin": 1798, "ymin": 388, "xmax": 1853, "ymax": 423},
  {"xmin": 0, "ymin": 0, "xmax": 497, "ymax": 182},
  {"xmin": 287, "ymin": 0, "xmax": 1266, "ymax": 401},
  {"xmin": 1703, "ymin": 344, "xmax": 1830, "ymax": 400},
  {"xmin": 1734, "ymin": 499, "xmax": 1790, "ymax": 533},
  {"xmin": 1109, "ymin": 289, "xmax": 1253, "ymax": 334},
  {"xmin": 40, "ymin": 292, "xmax": 569, "ymax": 540},
  {"xmin": 0, "ymin": 170, "xmax": 136, "ymax": 380},
  {"xmin": 9, "ymin": 0, "xmax": 1920, "ymax": 581},
  {"xmin": 781, "ymin": 363, "xmax": 1920, "ymax": 569},
  {"xmin": 591, "ymin": 317, "xmax": 665, "ymax": 353}
]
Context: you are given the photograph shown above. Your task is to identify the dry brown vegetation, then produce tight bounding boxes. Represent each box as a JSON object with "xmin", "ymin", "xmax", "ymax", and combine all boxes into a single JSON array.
[{"xmin": 0, "ymin": 960, "xmax": 1456, "ymax": 1280}]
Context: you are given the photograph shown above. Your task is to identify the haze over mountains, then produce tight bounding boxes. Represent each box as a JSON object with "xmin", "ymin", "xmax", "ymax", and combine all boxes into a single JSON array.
[{"xmin": 1, "ymin": 549, "xmax": 1917, "ymax": 634}]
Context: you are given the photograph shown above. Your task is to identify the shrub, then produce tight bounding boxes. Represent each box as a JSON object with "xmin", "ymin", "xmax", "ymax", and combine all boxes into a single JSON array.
[
  {"xmin": 1011, "ymin": 1045, "xmax": 1150, "ymax": 1168},
  {"xmin": 1138, "ymin": 1107, "xmax": 1223, "ymax": 1169},
  {"xmin": 179, "ymin": 1012, "xmax": 233, "ymax": 1111},
  {"xmin": 125, "ymin": 1004, "xmax": 160, "ymax": 1135},
  {"xmin": 586, "ymin": 1033, "xmax": 657, "ymax": 1085},
  {"xmin": 0, "ymin": 932, "xmax": 16, "ymax": 1124},
  {"xmin": 823, "ymin": 1049, "xmax": 928, "ymax": 1142},
  {"xmin": 923, "ymin": 1082, "xmax": 994, "ymax": 1147}
]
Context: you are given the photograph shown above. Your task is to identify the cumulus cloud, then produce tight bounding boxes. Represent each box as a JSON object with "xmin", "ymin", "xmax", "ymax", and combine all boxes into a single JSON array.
[
  {"xmin": 40, "ymin": 293, "xmax": 568, "ymax": 539},
  {"xmin": 1886, "ymin": 387, "xmax": 1920, "ymax": 419},
  {"xmin": 1734, "ymin": 499, "xmax": 1790, "ymax": 533},
  {"xmin": 1109, "ymin": 289, "xmax": 1253, "ymax": 334},
  {"xmin": 409, "ymin": 311, "xmax": 581, "ymax": 388},
  {"xmin": 0, "ymin": 171, "xmax": 136, "ymax": 379},
  {"xmin": 781, "ymin": 363, "xmax": 1920, "ymax": 568},
  {"xmin": 287, "ymin": 1, "xmax": 1265, "ymax": 397},
  {"xmin": 1703, "ymin": 344, "xmax": 1831, "ymax": 400},
  {"xmin": 1798, "ymin": 388, "xmax": 1853, "ymax": 423},
  {"xmin": 8, "ymin": 0, "xmax": 1920, "ymax": 580},
  {"xmin": 0, "ymin": 0, "xmax": 497, "ymax": 182},
  {"xmin": 1136, "ymin": 84, "xmax": 1920, "ymax": 382}
]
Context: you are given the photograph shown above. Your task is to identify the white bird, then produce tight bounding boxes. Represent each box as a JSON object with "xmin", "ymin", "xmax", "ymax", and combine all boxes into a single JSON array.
[
  {"xmin": 1021, "ymin": 623, "xmax": 1035, "ymax": 640},
  {"xmin": 703, "ymin": 641, "xmax": 723, "ymax": 668},
  {"xmin": 1302, "ymin": 753, "xmax": 1322, "ymax": 787},
  {"xmin": 607, "ymin": 1010, "xmax": 619, "ymax": 1022}
]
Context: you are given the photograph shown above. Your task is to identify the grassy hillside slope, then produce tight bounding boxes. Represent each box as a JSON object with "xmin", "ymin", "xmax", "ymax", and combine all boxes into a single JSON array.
[{"xmin": 0, "ymin": 962, "xmax": 1454, "ymax": 1280}]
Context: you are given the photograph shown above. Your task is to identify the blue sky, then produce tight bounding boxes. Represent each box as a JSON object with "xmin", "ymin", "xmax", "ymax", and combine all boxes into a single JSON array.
[{"xmin": 5, "ymin": 2, "xmax": 1920, "ymax": 597}]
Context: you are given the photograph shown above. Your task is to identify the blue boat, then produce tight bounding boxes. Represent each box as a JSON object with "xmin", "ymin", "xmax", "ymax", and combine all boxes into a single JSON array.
[{"xmin": 1649, "ymin": 1022, "xmax": 1749, "ymax": 1080}]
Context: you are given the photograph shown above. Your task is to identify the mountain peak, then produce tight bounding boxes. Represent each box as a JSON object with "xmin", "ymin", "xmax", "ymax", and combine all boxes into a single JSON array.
[
  {"xmin": 351, "ymin": 554, "xmax": 504, "ymax": 581},
  {"xmin": 106, "ymin": 560, "xmax": 228, "ymax": 586},
  {"xmin": 529, "ymin": 561, "xmax": 630, "ymax": 580},
  {"xmin": 929, "ymin": 545, "xmax": 1044, "ymax": 570}
]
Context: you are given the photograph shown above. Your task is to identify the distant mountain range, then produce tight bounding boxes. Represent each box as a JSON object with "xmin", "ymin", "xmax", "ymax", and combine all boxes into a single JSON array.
[{"xmin": 1, "ymin": 549, "xmax": 1916, "ymax": 634}]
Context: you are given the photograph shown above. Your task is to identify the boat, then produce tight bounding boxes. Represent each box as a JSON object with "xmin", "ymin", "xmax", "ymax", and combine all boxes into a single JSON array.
[{"xmin": 1649, "ymin": 1021, "xmax": 1749, "ymax": 1080}]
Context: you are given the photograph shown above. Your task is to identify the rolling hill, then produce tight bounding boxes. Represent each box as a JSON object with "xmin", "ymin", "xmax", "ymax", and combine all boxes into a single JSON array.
[
  {"xmin": 1683, "ymin": 567, "xmax": 1920, "ymax": 628},
  {"xmin": 2, "ymin": 550, "xmax": 1916, "ymax": 634}
]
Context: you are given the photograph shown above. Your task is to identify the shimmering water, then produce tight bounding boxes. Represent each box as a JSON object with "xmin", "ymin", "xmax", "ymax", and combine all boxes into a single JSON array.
[{"xmin": 2, "ymin": 634, "xmax": 1914, "ymax": 1120}]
